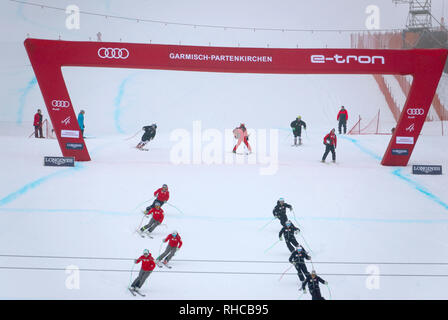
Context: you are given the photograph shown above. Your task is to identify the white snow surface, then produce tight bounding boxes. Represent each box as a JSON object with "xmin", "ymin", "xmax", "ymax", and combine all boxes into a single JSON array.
[{"xmin": 0, "ymin": 0, "xmax": 448, "ymax": 300}]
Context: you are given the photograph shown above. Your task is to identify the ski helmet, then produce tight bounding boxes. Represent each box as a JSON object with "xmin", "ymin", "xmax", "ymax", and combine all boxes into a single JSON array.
[
  {"xmin": 162, "ymin": 184, "xmax": 168, "ymax": 188},
  {"xmin": 143, "ymin": 249, "xmax": 150, "ymax": 255},
  {"xmin": 296, "ymin": 246, "xmax": 302, "ymax": 252},
  {"xmin": 297, "ymin": 115, "xmax": 301, "ymax": 119},
  {"xmin": 172, "ymin": 230, "xmax": 178, "ymax": 237},
  {"xmin": 155, "ymin": 202, "xmax": 161, "ymax": 207},
  {"xmin": 152, "ymin": 123, "xmax": 157, "ymax": 128},
  {"xmin": 279, "ymin": 197, "xmax": 285, "ymax": 202},
  {"xmin": 286, "ymin": 220, "xmax": 292, "ymax": 226}
]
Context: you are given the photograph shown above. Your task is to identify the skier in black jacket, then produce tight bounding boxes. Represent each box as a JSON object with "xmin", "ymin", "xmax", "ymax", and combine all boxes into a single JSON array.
[
  {"xmin": 301, "ymin": 270, "xmax": 328, "ymax": 300},
  {"xmin": 290, "ymin": 116, "xmax": 307, "ymax": 146},
  {"xmin": 289, "ymin": 246, "xmax": 311, "ymax": 285},
  {"xmin": 273, "ymin": 198, "xmax": 293, "ymax": 227},
  {"xmin": 279, "ymin": 220, "xmax": 301, "ymax": 253},
  {"xmin": 136, "ymin": 124, "xmax": 157, "ymax": 150}
]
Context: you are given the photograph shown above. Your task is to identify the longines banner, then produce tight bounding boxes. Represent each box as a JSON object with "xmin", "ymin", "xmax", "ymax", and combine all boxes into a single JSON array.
[
  {"xmin": 24, "ymin": 38, "xmax": 447, "ymax": 166},
  {"xmin": 412, "ymin": 165, "xmax": 442, "ymax": 175},
  {"xmin": 44, "ymin": 156, "xmax": 75, "ymax": 167}
]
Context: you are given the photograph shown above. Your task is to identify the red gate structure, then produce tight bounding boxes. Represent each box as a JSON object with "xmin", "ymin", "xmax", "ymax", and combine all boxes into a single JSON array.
[{"xmin": 24, "ymin": 38, "xmax": 447, "ymax": 166}]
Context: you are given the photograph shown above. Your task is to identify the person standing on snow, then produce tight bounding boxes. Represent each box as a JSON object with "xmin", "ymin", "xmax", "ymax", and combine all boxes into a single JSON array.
[
  {"xmin": 33, "ymin": 109, "xmax": 43, "ymax": 138},
  {"xmin": 337, "ymin": 106, "xmax": 348, "ymax": 134},
  {"xmin": 273, "ymin": 198, "xmax": 293, "ymax": 227},
  {"xmin": 232, "ymin": 123, "xmax": 252, "ymax": 154},
  {"xmin": 130, "ymin": 249, "xmax": 156, "ymax": 293},
  {"xmin": 301, "ymin": 270, "xmax": 328, "ymax": 300},
  {"xmin": 139, "ymin": 202, "xmax": 165, "ymax": 236},
  {"xmin": 156, "ymin": 231, "xmax": 183, "ymax": 268},
  {"xmin": 279, "ymin": 220, "xmax": 301, "ymax": 253},
  {"xmin": 321, "ymin": 129, "xmax": 337, "ymax": 163},
  {"xmin": 289, "ymin": 246, "xmax": 311, "ymax": 287},
  {"xmin": 136, "ymin": 124, "xmax": 157, "ymax": 150},
  {"xmin": 145, "ymin": 184, "xmax": 170, "ymax": 212},
  {"xmin": 77, "ymin": 110, "xmax": 85, "ymax": 138},
  {"xmin": 290, "ymin": 116, "xmax": 307, "ymax": 146}
]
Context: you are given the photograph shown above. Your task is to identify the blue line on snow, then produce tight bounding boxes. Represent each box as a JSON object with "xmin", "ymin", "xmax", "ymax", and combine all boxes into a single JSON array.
[
  {"xmin": 0, "ymin": 164, "xmax": 84, "ymax": 207},
  {"xmin": 114, "ymin": 75, "xmax": 136, "ymax": 134},
  {"xmin": 0, "ymin": 141, "xmax": 118, "ymax": 207},
  {"xmin": 341, "ymin": 135, "xmax": 382, "ymax": 161},
  {"xmin": 340, "ymin": 135, "xmax": 448, "ymax": 211},
  {"xmin": 16, "ymin": 77, "xmax": 37, "ymax": 124},
  {"xmin": 391, "ymin": 169, "xmax": 448, "ymax": 210}
]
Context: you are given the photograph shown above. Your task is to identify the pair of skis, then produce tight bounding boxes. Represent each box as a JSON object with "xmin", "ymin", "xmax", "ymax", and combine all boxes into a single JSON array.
[
  {"xmin": 128, "ymin": 287, "xmax": 146, "ymax": 297},
  {"xmin": 321, "ymin": 160, "xmax": 337, "ymax": 164},
  {"xmin": 137, "ymin": 229, "xmax": 154, "ymax": 239},
  {"xmin": 156, "ymin": 260, "xmax": 172, "ymax": 269}
]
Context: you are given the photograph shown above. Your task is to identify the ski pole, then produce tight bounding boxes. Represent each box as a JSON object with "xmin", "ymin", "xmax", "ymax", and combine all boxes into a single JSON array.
[
  {"xmin": 124, "ymin": 130, "xmax": 141, "ymax": 141},
  {"xmin": 292, "ymin": 210, "xmax": 313, "ymax": 253},
  {"xmin": 133, "ymin": 197, "xmax": 155, "ymax": 211},
  {"xmin": 310, "ymin": 258, "xmax": 315, "ymax": 271},
  {"xmin": 135, "ymin": 214, "xmax": 146, "ymax": 233},
  {"xmin": 157, "ymin": 241, "xmax": 165, "ymax": 258},
  {"xmin": 278, "ymin": 264, "xmax": 293, "ymax": 282},
  {"xmin": 128, "ymin": 262, "xmax": 136, "ymax": 288},
  {"xmin": 299, "ymin": 233, "xmax": 313, "ymax": 255},
  {"xmin": 264, "ymin": 240, "xmax": 280, "ymax": 254},
  {"xmin": 259, "ymin": 218, "xmax": 275, "ymax": 231},
  {"xmin": 292, "ymin": 209, "xmax": 300, "ymax": 226},
  {"xmin": 325, "ymin": 283, "xmax": 332, "ymax": 300},
  {"xmin": 165, "ymin": 202, "xmax": 185, "ymax": 215}
]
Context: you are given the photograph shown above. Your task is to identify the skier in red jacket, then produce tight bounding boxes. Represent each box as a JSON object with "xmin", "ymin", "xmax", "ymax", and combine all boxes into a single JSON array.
[
  {"xmin": 130, "ymin": 249, "xmax": 156, "ymax": 293},
  {"xmin": 145, "ymin": 184, "xmax": 170, "ymax": 211},
  {"xmin": 139, "ymin": 203, "xmax": 165, "ymax": 236},
  {"xmin": 337, "ymin": 106, "xmax": 348, "ymax": 134},
  {"xmin": 156, "ymin": 231, "xmax": 183, "ymax": 268},
  {"xmin": 321, "ymin": 129, "xmax": 337, "ymax": 163}
]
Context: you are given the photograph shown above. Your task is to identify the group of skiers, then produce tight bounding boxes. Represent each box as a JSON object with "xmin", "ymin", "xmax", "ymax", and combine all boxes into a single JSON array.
[
  {"xmin": 129, "ymin": 184, "xmax": 183, "ymax": 295},
  {"xmin": 129, "ymin": 107, "xmax": 347, "ymax": 298},
  {"xmin": 273, "ymin": 198, "xmax": 329, "ymax": 300},
  {"xmin": 134, "ymin": 106, "xmax": 347, "ymax": 162},
  {"xmin": 290, "ymin": 106, "xmax": 347, "ymax": 163}
]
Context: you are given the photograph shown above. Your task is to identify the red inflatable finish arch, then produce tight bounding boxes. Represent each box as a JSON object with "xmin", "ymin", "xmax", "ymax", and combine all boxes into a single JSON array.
[{"xmin": 24, "ymin": 38, "xmax": 447, "ymax": 166}]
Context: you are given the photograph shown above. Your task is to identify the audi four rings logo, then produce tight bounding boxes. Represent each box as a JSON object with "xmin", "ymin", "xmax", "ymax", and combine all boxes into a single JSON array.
[
  {"xmin": 51, "ymin": 100, "xmax": 70, "ymax": 108},
  {"xmin": 407, "ymin": 108, "xmax": 424, "ymax": 116},
  {"xmin": 98, "ymin": 47, "xmax": 130, "ymax": 59}
]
